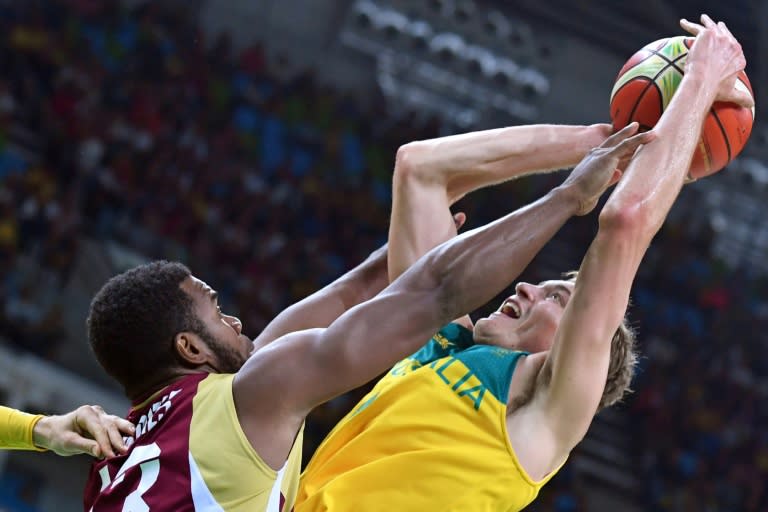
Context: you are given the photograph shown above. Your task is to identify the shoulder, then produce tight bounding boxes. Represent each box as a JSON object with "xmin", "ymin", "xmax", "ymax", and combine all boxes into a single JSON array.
[
  {"xmin": 194, "ymin": 373, "xmax": 235, "ymax": 403},
  {"xmin": 406, "ymin": 322, "xmax": 473, "ymax": 365},
  {"xmin": 440, "ymin": 322, "xmax": 475, "ymax": 348}
]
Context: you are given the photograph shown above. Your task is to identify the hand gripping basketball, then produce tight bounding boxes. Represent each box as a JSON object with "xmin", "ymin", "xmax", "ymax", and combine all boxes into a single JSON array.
[
  {"xmin": 609, "ymin": 14, "xmax": 754, "ymax": 181},
  {"xmin": 681, "ymin": 15, "xmax": 753, "ymax": 108}
]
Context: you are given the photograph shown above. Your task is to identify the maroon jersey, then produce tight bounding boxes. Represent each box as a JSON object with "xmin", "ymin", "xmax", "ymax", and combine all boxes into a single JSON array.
[{"xmin": 83, "ymin": 373, "xmax": 304, "ymax": 512}]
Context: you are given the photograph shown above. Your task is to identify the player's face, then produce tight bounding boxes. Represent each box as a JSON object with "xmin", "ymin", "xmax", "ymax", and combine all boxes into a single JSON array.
[
  {"xmin": 182, "ymin": 276, "xmax": 254, "ymax": 373},
  {"xmin": 472, "ymin": 279, "xmax": 574, "ymax": 353}
]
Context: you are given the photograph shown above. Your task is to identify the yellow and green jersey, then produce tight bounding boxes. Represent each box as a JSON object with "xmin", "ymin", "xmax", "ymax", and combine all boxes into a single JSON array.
[{"xmin": 297, "ymin": 323, "xmax": 561, "ymax": 511}]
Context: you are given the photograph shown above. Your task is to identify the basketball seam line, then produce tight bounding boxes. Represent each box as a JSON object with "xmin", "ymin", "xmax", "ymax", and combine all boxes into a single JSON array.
[
  {"xmin": 646, "ymin": 48, "xmax": 686, "ymax": 75},
  {"xmin": 625, "ymin": 51, "xmax": 687, "ymax": 128},
  {"xmin": 709, "ymin": 108, "xmax": 732, "ymax": 164}
]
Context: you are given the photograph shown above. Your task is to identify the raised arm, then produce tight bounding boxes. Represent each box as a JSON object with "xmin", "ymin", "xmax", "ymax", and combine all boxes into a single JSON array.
[
  {"xmin": 535, "ymin": 16, "xmax": 751, "ymax": 466},
  {"xmin": 232, "ymin": 127, "xmax": 649, "ymax": 467},
  {"xmin": 256, "ymin": 124, "xmax": 595, "ymax": 347},
  {"xmin": 250, "ymin": 244, "xmax": 389, "ymax": 350},
  {"xmin": 388, "ymin": 123, "xmax": 612, "ymax": 283}
]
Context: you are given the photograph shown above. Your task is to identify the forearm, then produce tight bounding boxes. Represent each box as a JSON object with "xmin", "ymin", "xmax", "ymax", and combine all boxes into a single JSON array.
[
  {"xmin": 398, "ymin": 124, "xmax": 609, "ymax": 202},
  {"xmin": 253, "ymin": 244, "xmax": 389, "ymax": 347},
  {"xmin": 335, "ymin": 243, "xmax": 390, "ymax": 308},
  {"xmin": 420, "ymin": 186, "xmax": 580, "ymax": 318},
  {"xmin": 0, "ymin": 406, "xmax": 45, "ymax": 451}
]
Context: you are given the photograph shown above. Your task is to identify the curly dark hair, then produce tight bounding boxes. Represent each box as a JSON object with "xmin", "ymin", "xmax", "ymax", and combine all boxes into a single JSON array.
[{"xmin": 87, "ymin": 261, "xmax": 207, "ymax": 398}]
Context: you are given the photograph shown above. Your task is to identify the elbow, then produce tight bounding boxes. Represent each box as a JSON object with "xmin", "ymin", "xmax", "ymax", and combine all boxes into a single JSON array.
[
  {"xmin": 394, "ymin": 142, "xmax": 430, "ymax": 183},
  {"xmin": 598, "ymin": 198, "xmax": 657, "ymax": 241}
]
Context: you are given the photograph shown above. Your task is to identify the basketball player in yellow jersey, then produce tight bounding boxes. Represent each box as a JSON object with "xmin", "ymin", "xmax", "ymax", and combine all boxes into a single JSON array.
[
  {"xmin": 297, "ymin": 15, "xmax": 753, "ymax": 511},
  {"xmin": 0, "ymin": 404, "xmax": 133, "ymax": 457}
]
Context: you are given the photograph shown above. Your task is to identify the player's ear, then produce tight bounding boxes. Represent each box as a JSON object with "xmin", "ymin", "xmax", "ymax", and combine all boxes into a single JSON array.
[{"xmin": 174, "ymin": 332, "xmax": 209, "ymax": 365}]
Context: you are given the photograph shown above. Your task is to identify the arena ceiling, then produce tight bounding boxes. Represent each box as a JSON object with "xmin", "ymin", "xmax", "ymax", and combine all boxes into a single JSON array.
[{"xmin": 506, "ymin": 0, "xmax": 763, "ymax": 98}]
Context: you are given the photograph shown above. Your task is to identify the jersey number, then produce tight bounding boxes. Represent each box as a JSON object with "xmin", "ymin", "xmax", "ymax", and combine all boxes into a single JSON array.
[{"xmin": 94, "ymin": 443, "xmax": 161, "ymax": 512}]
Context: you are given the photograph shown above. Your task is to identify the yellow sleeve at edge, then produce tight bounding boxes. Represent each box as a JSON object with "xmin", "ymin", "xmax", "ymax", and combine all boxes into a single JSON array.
[{"xmin": 0, "ymin": 405, "xmax": 46, "ymax": 451}]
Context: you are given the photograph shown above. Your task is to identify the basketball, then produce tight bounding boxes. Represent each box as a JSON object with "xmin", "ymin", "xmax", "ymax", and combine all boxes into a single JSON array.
[{"xmin": 610, "ymin": 36, "xmax": 755, "ymax": 180}]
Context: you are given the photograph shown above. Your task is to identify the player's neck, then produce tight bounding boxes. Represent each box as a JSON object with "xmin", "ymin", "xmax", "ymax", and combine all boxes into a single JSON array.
[{"xmin": 128, "ymin": 368, "xmax": 212, "ymax": 404}]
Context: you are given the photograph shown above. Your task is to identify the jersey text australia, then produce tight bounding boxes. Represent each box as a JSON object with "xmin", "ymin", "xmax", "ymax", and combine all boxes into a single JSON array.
[{"xmin": 297, "ymin": 323, "xmax": 560, "ymax": 511}]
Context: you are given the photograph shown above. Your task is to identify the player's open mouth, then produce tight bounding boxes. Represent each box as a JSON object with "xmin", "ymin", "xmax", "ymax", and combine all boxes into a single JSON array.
[{"xmin": 500, "ymin": 300, "xmax": 521, "ymax": 319}]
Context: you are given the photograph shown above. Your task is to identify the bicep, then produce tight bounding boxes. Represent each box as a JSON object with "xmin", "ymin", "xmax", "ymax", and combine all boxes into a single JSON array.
[
  {"xmin": 541, "ymin": 229, "xmax": 645, "ymax": 449},
  {"xmin": 235, "ymin": 284, "xmax": 445, "ymax": 418}
]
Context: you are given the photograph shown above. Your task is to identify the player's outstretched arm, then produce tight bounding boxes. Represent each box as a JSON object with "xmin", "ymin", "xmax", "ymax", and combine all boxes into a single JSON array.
[
  {"xmin": 232, "ymin": 126, "xmax": 649, "ymax": 468},
  {"xmin": 250, "ymin": 243, "xmax": 390, "ymax": 350},
  {"xmin": 1, "ymin": 404, "xmax": 134, "ymax": 458},
  {"xmin": 388, "ymin": 123, "xmax": 612, "ymax": 282},
  {"xmin": 34, "ymin": 405, "xmax": 135, "ymax": 457},
  {"xmin": 531, "ymin": 15, "xmax": 750, "ymax": 476}
]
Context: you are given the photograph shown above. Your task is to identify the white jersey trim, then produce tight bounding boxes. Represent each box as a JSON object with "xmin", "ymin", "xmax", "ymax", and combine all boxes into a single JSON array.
[
  {"xmin": 189, "ymin": 451, "xmax": 226, "ymax": 511},
  {"xmin": 266, "ymin": 462, "xmax": 287, "ymax": 512}
]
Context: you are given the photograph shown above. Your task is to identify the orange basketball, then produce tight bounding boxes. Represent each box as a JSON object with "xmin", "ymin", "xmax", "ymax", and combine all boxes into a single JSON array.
[{"xmin": 610, "ymin": 36, "xmax": 755, "ymax": 180}]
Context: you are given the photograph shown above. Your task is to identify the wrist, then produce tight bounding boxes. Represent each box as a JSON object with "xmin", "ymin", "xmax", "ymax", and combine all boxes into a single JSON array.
[
  {"xmin": 584, "ymin": 123, "xmax": 613, "ymax": 146},
  {"xmin": 31, "ymin": 415, "xmax": 52, "ymax": 450},
  {"xmin": 556, "ymin": 124, "xmax": 610, "ymax": 167},
  {"xmin": 548, "ymin": 185, "xmax": 582, "ymax": 216},
  {"xmin": 679, "ymin": 66, "xmax": 718, "ymax": 102}
]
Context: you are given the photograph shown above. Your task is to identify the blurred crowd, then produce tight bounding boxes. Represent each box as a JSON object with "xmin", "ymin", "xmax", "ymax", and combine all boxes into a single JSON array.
[
  {"xmin": 0, "ymin": 1, "xmax": 767, "ymax": 511},
  {"xmin": 627, "ymin": 223, "xmax": 768, "ymax": 511}
]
